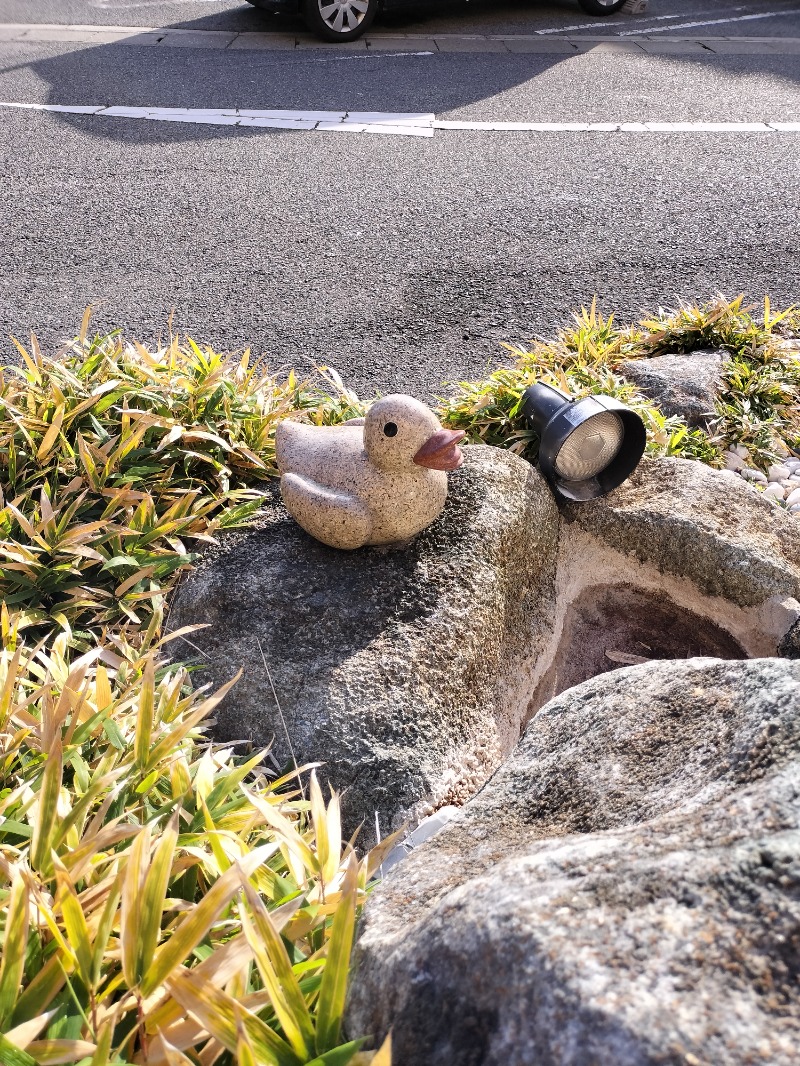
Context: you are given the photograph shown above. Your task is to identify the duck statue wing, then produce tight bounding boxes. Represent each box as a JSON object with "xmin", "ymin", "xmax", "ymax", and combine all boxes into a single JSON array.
[
  {"xmin": 280, "ymin": 473, "xmax": 372, "ymax": 551},
  {"xmin": 276, "ymin": 420, "xmax": 363, "ymax": 482}
]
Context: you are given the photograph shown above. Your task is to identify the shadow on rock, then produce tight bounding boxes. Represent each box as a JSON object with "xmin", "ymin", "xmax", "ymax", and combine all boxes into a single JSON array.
[{"xmin": 167, "ymin": 449, "xmax": 561, "ymax": 842}]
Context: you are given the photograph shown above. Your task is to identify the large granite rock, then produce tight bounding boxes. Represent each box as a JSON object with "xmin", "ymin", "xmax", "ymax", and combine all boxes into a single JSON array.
[
  {"xmin": 526, "ymin": 455, "xmax": 800, "ymax": 712},
  {"xmin": 168, "ymin": 446, "xmax": 560, "ymax": 840},
  {"xmin": 347, "ymin": 657, "xmax": 800, "ymax": 1066},
  {"xmin": 619, "ymin": 350, "xmax": 726, "ymax": 428},
  {"xmin": 560, "ymin": 455, "xmax": 800, "ymax": 611},
  {"xmin": 170, "ymin": 449, "xmax": 800, "ymax": 836}
]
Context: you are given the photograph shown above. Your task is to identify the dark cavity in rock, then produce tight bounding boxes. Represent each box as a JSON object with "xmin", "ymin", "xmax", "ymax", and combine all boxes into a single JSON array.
[{"xmin": 529, "ymin": 583, "xmax": 747, "ymax": 719}]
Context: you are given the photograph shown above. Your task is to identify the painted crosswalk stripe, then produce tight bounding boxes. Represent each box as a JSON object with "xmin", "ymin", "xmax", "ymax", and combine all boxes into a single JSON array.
[{"xmin": 0, "ymin": 103, "xmax": 799, "ymax": 137}]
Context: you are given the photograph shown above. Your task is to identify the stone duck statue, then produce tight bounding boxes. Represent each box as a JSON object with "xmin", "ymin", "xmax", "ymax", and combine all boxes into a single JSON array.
[{"xmin": 275, "ymin": 394, "xmax": 465, "ymax": 549}]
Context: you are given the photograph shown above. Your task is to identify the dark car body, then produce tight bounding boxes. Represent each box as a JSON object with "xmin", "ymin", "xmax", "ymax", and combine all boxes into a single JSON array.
[
  {"xmin": 255, "ymin": 0, "xmax": 457, "ymax": 11},
  {"xmin": 248, "ymin": 0, "xmax": 626, "ymax": 40}
]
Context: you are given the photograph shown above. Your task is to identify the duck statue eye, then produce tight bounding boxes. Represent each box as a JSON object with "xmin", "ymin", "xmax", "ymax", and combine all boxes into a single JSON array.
[{"xmin": 383, "ymin": 422, "xmax": 398, "ymax": 438}]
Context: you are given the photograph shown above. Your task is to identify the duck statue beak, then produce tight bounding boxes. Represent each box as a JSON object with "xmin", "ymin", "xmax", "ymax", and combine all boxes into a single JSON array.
[{"xmin": 413, "ymin": 428, "xmax": 466, "ymax": 471}]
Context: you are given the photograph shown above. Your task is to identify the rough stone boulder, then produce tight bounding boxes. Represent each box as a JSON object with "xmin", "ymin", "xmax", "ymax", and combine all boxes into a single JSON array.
[
  {"xmin": 525, "ymin": 454, "xmax": 800, "ymax": 712},
  {"xmin": 619, "ymin": 349, "xmax": 726, "ymax": 428},
  {"xmin": 171, "ymin": 447, "xmax": 800, "ymax": 837},
  {"xmin": 167, "ymin": 446, "xmax": 560, "ymax": 839},
  {"xmin": 347, "ymin": 657, "xmax": 800, "ymax": 1066},
  {"xmin": 559, "ymin": 456, "xmax": 800, "ymax": 611}
]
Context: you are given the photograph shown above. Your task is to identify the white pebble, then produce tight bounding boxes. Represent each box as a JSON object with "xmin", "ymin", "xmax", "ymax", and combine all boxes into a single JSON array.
[
  {"xmin": 740, "ymin": 468, "xmax": 768, "ymax": 485},
  {"xmin": 733, "ymin": 444, "xmax": 750, "ymax": 459},
  {"xmin": 768, "ymin": 464, "xmax": 791, "ymax": 483},
  {"xmin": 786, "ymin": 487, "xmax": 800, "ymax": 508},
  {"xmin": 790, "ymin": 505, "xmax": 800, "ymax": 516},
  {"xmin": 762, "ymin": 483, "xmax": 786, "ymax": 502},
  {"xmin": 782, "ymin": 480, "xmax": 796, "ymax": 491},
  {"xmin": 724, "ymin": 450, "xmax": 745, "ymax": 472},
  {"xmin": 785, "ymin": 458, "xmax": 800, "ymax": 471}
]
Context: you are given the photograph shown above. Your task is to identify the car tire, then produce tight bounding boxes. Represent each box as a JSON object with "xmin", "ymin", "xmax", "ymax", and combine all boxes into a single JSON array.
[
  {"xmin": 302, "ymin": 0, "xmax": 378, "ymax": 41},
  {"xmin": 577, "ymin": 0, "xmax": 627, "ymax": 14}
]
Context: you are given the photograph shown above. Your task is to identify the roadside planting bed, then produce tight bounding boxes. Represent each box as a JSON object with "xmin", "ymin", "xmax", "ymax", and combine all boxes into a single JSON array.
[{"xmin": 0, "ymin": 297, "xmax": 797, "ymax": 1064}]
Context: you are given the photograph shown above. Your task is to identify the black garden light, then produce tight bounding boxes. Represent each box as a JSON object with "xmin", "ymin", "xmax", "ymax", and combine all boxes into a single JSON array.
[{"xmin": 521, "ymin": 383, "xmax": 647, "ymax": 502}]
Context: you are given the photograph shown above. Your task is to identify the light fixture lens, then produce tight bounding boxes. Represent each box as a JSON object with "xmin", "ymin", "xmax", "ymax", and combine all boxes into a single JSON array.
[{"xmin": 553, "ymin": 411, "xmax": 624, "ymax": 480}]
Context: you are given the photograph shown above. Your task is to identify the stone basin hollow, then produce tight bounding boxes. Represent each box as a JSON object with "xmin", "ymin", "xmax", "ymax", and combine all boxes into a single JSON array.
[
  {"xmin": 527, "ymin": 582, "xmax": 748, "ymax": 724},
  {"xmin": 520, "ymin": 526, "xmax": 790, "ymax": 733}
]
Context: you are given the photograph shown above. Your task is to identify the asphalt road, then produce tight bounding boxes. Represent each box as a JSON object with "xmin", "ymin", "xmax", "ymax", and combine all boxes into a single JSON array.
[{"xmin": 1, "ymin": 0, "xmax": 800, "ymax": 398}]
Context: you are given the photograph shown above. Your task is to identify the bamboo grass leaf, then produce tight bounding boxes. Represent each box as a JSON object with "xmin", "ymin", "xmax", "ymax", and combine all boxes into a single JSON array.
[
  {"xmin": 144, "ymin": 670, "xmax": 241, "ymax": 773},
  {"xmin": 155, "ymin": 1034, "xmax": 197, "ymax": 1066},
  {"xmin": 4, "ymin": 1011, "xmax": 58, "ymax": 1048},
  {"xmin": 120, "ymin": 823, "xmax": 151, "ymax": 988},
  {"xmin": 371, "ymin": 1034, "xmax": 392, "ymax": 1066},
  {"xmin": 0, "ymin": 870, "xmax": 31, "ymax": 1028},
  {"xmin": 29, "ymin": 735, "xmax": 63, "ymax": 875},
  {"xmin": 9, "ymin": 952, "xmax": 70, "ymax": 1025},
  {"xmin": 140, "ymin": 842, "xmax": 278, "ymax": 997},
  {"xmin": 314, "ymin": 856, "xmax": 359, "ymax": 1054},
  {"xmin": 134, "ymin": 657, "xmax": 155, "ymax": 770},
  {"xmin": 136, "ymin": 809, "xmax": 180, "ymax": 982},
  {"xmin": 306, "ymin": 1041, "xmax": 366, "ymax": 1066},
  {"xmin": 88, "ymin": 1021, "xmax": 114, "ymax": 1066},
  {"xmin": 90, "ymin": 872, "xmax": 123, "ymax": 990},
  {"xmin": 165, "ymin": 968, "xmax": 301, "ymax": 1066},
  {"xmin": 239, "ymin": 875, "xmax": 315, "ymax": 1059},
  {"xmin": 241, "ymin": 785, "xmax": 319, "ymax": 880},
  {"xmin": 0, "ymin": 1033, "xmax": 38, "ymax": 1066},
  {"xmin": 53, "ymin": 859, "xmax": 94, "ymax": 987},
  {"xmin": 25, "ymin": 1039, "xmax": 97, "ymax": 1064},
  {"xmin": 36, "ymin": 404, "xmax": 65, "ymax": 462}
]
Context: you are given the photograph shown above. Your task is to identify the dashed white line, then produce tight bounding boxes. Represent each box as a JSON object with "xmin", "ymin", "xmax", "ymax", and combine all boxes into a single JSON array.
[
  {"xmin": 435, "ymin": 120, "xmax": 796, "ymax": 132},
  {"xmin": 619, "ymin": 10, "xmax": 797, "ymax": 35},
  {"xmin": 0, "ymin": 102, "xmax": 798, "ymax": 137},
  {"xmin": 535, "ymin": 12, "xmax": 684, "ymax": 34}
]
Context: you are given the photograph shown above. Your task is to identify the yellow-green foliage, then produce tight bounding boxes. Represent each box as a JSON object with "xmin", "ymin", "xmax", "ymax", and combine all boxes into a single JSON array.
[
  {"xmin": 0, "ymin": 636, "xmax": 390, "ymax": 1065},
  {"xmin": 439, "ymin": 296, "xmax": 800, "ymax": 472},
  {"xmin": 0, "ymin": 322, "xmax": 391, "ymax": 1065},
  {"xmin": 0, "ymin": 316, "xmax": 365, "ymax": 649}
]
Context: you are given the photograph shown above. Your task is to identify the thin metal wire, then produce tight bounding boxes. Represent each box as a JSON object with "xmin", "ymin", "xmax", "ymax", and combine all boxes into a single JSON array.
[{"xmin": 257, "ymin": 636, "xmax": 306, "ymax": 802}]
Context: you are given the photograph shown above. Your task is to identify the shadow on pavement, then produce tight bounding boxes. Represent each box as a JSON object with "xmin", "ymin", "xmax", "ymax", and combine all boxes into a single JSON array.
[
  {"xmin": 6, "ymin": 0, "xmax": 799, "ymax": 146},
  {"xmin": 5, "ymin": 0, "xmax": 610, "ymax": 145}
]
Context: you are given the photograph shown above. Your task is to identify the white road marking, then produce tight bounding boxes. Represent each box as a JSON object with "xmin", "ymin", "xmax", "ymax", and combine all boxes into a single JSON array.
[
  {"xmin": 532, "ymin": 4, "xmax": 753, "ymax": 36},
  {"xmin": 619, "ymin": 10, "xmax": 796, "ymax": 35},
  {"xmin": 434, "ymin": 120, "xmax": 795, "ymax": 132},
  {"xmin": 89, "ymin": 0, "xmax": 222, "ymax": 7},
  {"xmin": 310, "ymin": 51, "xmax": 435, "ymax": 61},
  {"xmin": 0, "ymin": 101, "xmax": 436, "ymax": 136},
  {"xmin": 534, "ymin": 14, "xmax": 682, "ymax": 35},
  {"xmin": 0, "ymin": 103, "xmax": 798, "ymax": 137}
]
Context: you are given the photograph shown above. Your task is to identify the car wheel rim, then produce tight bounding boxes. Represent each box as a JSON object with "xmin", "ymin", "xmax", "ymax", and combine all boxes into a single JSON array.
[{"xmin": 318, "ymin": 0, "xmax": 369, "ymax": 33}]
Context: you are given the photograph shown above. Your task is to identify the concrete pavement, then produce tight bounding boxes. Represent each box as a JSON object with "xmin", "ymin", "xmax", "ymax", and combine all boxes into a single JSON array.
[{"xmin": 4, "ymin": 22, "xmax": 800, "ymax": 54}]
